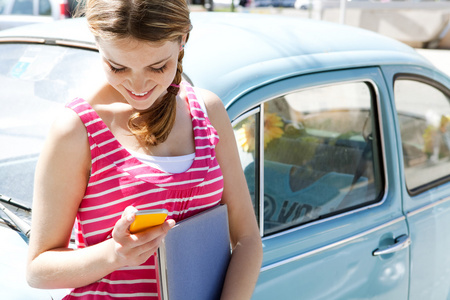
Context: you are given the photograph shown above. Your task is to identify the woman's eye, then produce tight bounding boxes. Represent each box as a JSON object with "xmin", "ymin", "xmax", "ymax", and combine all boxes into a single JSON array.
[
  {"xmin": 151, "ymin": 65, "xmax": 167, "ymax": 74},
  {"xmin": 109, "ymin": 65, "xmax": 126, "ymax": 73}
]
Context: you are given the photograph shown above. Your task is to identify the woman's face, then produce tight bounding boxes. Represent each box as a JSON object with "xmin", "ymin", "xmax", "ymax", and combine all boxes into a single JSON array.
[{"xmin": 97, "ymin": 37, "xmax": 182, "ymax": 111}]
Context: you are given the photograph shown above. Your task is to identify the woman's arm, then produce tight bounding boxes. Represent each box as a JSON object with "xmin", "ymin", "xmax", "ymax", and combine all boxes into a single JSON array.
[
  {"xmin": 201, "ymin": 89, "xmax": 263, "ymax": 300},
  {"xmin": 26, "ymin": 108, "xmax": 174, "ymax": 289}
]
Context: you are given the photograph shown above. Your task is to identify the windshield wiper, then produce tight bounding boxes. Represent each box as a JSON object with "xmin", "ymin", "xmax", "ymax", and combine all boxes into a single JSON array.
[
  {"xmin": 0, "ymin": 194, "xmax": 31, "ymax": 239},
  {"xmin": 0, "ymin": 194, "xmax": 32, "ymax": 212}
]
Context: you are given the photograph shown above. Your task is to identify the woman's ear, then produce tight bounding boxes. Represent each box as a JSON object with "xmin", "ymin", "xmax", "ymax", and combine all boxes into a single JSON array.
[{"xmin": 182, "ymin": 33, "xmax": 188, "ymax": 46}]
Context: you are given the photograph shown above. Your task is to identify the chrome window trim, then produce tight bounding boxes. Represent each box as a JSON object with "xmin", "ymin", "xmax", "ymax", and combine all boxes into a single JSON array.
[
  {"xmin": 231, "ymin": 107, "xmax": 260, "ymax": 127},
  {"xmin": 260, "ymin": 216, "xmax": 406, "ymax": 272},
  {"xmin": 407, "ymin": 195, "xmax": 450, "ymax": 218},
  {"xmin": 259, "ymin": 105, "xmax": 265, "ymax": 237}
]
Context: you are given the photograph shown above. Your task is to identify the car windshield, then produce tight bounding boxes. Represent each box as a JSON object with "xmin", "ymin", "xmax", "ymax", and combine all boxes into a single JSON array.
[
  {"xmin": 0, "ymin": 0, "xmax": 6, "ymax": 14},
  {"xmin": 0, "ymin": 43, "xmax": 103, "ymax": 220}
]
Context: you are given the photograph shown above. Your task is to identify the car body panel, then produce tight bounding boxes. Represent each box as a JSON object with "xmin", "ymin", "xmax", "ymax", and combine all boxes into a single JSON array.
[
  {"xmin": 0, "ymin": 224, "xmax": 69, "ymax": 299},
  {"xmin": 0, "ymin": 16, "xmax": 95, "ymax": 46},
  {"xmin": 0, "ymin": 14, "xmax": 53, "ymax": 30},
  {"xmin": 183, "ymin": 13, "xmax": 432, "ymax": 107},
  {"xmin": 233, "ymin": 66, "xmax": 410, "ymax": 299}
]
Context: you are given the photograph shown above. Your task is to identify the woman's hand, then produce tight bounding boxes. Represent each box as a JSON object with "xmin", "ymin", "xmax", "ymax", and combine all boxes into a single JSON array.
[{"xmin": 110, "ymin": 206, "xmax": 176, "ymax": 268}]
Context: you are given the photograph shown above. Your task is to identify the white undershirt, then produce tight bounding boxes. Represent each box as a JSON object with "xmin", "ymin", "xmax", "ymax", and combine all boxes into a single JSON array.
[
  {"xmin": 127, "ymin": 87, "xmax": 206, "ymax": 174},
  {"xmin": 128, "ymin": 150, "xmax": 195, "ymax": 174}
]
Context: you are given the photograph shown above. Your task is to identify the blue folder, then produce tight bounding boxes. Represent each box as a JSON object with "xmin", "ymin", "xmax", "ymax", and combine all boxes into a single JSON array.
[{"xmin": 157, "ymin": 204, "xmax": 231, "ymax": 300}]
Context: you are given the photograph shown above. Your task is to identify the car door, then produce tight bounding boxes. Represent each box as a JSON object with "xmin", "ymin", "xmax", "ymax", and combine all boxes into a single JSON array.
[
  {"xmin": 383, "ymin": 65, "xmax": 450, "ymax": 300},
  {"xmin": 229, "ymin": 68, "xmax": 410, "ymax": 299}
]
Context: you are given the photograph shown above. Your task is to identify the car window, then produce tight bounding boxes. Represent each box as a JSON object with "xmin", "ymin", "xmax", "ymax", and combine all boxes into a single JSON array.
[
  {"xmin": 394, "ymin": 78, "xmax": 450, "ymax": 192},
  {"xmin": 0, "ymin": 0, "xmax": 7, "ymax": 14},
  {"xmin": 39, "ymin": 0, "xmax": 51, "ymax": 15},
  {"xmin": 234, "ymin": 109, "xmax": 260, "ymax": 224},
  {"xmin": 11, "ymin": 0, "xmax": 33, "ymax": 14},
  {"xmin": 0, "ymin": 43, "xmax": 103, "ymax": 212},
  {"xmin": 235, "ymin": 81, "xmax": 384, "ymax": 235}
]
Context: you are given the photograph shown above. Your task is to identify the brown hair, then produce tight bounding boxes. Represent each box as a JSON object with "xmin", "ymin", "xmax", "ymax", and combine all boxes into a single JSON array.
[{"xmin": 82, "ymin": 0, "xmax": 191, "ymax": 146}]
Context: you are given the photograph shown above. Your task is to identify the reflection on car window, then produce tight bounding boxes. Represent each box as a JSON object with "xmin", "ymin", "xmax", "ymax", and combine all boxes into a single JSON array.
[
  {"xmin": 11, "ymin": 0, "xmax": 33, "ymax": 15},
  {"xmin": 235, "ymin": 82, "xmax": 384, "ymax": 235},
  {"xmin": 39, "ymin": 0, "xmax": 51, "ymax": 15},
  {"xmin": 394, "ymin": 79, "xmax": 450, "ymax": 192},
  {"xmin": 234, "ymin": 112, "xmax": 259, "ymax": 223},
  {"xmin": 0, "ymin": 44, "xmax": 103, "ymax": 208}
]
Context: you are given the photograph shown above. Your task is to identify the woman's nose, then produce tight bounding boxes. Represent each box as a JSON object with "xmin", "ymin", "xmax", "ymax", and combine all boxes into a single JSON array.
[{"xmin": 129, "ymin": 72, "xmax": 150, "ymax": 93}]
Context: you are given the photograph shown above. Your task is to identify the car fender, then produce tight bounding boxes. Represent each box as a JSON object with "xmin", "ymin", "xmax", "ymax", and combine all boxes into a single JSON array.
[{"xmin": 0, "ymin": 224, "xmax": 69, "ymax": 299}]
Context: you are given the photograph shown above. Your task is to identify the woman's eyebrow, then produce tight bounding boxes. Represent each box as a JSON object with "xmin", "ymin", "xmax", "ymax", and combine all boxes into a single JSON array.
[{"xmin": 107, "ymin": 55, "xmax": 172, "ymax": 68}]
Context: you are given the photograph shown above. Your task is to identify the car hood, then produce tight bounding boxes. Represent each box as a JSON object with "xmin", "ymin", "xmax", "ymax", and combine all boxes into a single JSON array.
[{"xmin": 0, "ymin": 224, "xmax": 69, "ymax": 299}]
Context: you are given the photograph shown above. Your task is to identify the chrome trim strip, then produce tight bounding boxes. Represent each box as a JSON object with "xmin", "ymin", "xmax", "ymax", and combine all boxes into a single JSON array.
[
  {"xmin": 231, "ymin": 107, "xmax": 260, "ymax": 127},
  {"xmin": 0, "ymin": 37, "xmax": 45, "ymax": 43},
  {"xmin": 264, "ymin": 196, "xmax": 387, "ymax": 241},
  {"xmin": 260, "ymin": 216, "xmax": 406, "ymax": 272},
  {"xmin": 259, "ymin": 105, "xmax": 265, "ymax": 237},
  {"xmin": 0, "ymin": 37, "xmax": 97, "ymax": 51},
  {"xmin": 407, "ymin": 195, "xmax": 450, "ymax": 217},
  {"xmin": 55, "ymin": 40, "xmax": 97, "ymax": 51}
]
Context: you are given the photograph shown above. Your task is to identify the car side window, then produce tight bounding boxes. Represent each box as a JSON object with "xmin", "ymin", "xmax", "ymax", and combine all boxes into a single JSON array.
[
  {"xmin": 39, "ymin": 0, "xmax": 51, "ymax": 15},
  {"xmin": 11, "ymin": 0, "xmax": 33, "ymax": 14},
  {"xmin": 234, "ymin": 81, "xmax": 384, "ymax": 235},
  {"xmin": 234, "ymin": 110, "xmax": 260, "ymax": 223},
  {"xmin": 394, "ymin": 78, "xmax": 450, "ymax": 192}
]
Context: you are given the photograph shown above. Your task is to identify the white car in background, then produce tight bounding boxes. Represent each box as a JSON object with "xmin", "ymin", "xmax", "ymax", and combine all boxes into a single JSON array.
[{"xmin": 0, "ymin": 0, "xmax": 71, "ymax": 30}]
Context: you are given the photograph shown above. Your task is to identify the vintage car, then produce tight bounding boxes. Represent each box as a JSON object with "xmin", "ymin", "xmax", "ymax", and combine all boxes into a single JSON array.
[{"xmin": 1, "ymin": 11, "xmax": 450, "ymax": 299}]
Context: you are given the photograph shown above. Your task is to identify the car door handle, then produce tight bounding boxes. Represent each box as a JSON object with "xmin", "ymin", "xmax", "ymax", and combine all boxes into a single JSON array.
[{"xmin": 372, "ymin": 235, "xmax": 411, "ymax": 256}]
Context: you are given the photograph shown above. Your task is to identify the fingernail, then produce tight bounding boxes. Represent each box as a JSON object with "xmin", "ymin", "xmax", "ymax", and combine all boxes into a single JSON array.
[{"xmin": 167, "ymin": 219, "xmax": 176, "ymax": 227}]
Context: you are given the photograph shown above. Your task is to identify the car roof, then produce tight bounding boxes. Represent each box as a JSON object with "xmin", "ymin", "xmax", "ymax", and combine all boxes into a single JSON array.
[
  {"xmin": 0, "ymin": 12, "xmax": 433, "ymax": 106},
  {"xmin": 185, "ymin": 13, "xmax": 433, "ymax": 105}
]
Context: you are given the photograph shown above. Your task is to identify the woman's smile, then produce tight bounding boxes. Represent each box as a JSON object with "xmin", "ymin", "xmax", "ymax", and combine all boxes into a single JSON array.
[{"xmin": 127, "ymin": 87, "xmax": 155, "ymax": 101}]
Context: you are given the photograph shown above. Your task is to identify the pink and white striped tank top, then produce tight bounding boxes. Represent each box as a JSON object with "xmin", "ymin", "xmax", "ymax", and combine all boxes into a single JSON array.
[{"xmin": 63, "ymin": 82, "xmax": 224, "ymax": 299}]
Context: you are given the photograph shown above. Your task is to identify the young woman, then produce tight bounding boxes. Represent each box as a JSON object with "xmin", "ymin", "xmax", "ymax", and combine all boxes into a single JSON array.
[{"xmin": 26, "ymin": 0, "xmax": 263, "ymax": 299}]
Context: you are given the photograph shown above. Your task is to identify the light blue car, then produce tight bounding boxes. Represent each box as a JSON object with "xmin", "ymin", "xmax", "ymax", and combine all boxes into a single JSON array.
[{"xmin": 1, "ymin": 11, "xmax": 450, "ymax": 300}]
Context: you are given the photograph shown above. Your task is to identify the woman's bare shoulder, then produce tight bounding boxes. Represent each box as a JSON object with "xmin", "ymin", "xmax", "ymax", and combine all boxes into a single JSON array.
[
  {"xmin": 51, "ymin": 107, "xmax": 87, "ymax": 140},
  {"xmin": 194, "ymin": 87, "xmax": 222, "ymax": 107},
  {"xmin": 193, "ymin": 87, "xmax": 227, "ymax": 122},
  {"xmin": 43, "ymin": 106, "xmax": 90, "ymax": 166},
  {"xmin": 38, "ymin": 106, "xmax": 91, "ymax": 180}
]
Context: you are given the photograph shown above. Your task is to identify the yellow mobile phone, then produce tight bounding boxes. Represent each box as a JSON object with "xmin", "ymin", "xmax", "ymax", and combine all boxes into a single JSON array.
[{"xmin": 129, "ymin": 208, "xmax": 169, "ymax": 233}]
